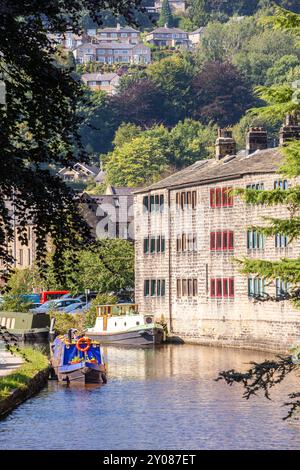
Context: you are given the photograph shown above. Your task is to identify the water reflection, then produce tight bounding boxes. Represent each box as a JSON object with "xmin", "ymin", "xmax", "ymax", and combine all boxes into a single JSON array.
[{"xmin": 0, "ymin": 344, "xmax": 299, "ymax": 450}]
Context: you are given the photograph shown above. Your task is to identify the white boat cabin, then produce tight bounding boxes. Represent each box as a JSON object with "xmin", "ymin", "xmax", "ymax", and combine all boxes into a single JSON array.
[{"xmin": 88, "ymin": 304, "xmax": 154, "ymax": 334}]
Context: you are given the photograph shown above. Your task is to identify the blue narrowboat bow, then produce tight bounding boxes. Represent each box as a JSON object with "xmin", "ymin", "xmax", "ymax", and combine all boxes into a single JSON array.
[{"xmin": 50, "ymin": 333, "xmax": 107, "ymax": 384}]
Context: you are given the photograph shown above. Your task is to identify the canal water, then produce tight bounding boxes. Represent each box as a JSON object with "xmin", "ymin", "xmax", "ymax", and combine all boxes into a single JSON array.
[{"xmin": 0, "ymin": 344, "xmax": 300, "ymax": 450}]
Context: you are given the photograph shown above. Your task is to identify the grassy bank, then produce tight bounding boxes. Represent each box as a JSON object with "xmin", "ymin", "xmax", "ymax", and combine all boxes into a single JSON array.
[{"xmin": 0, "ymin": 347, "xmax": 48, "ymax": 400}]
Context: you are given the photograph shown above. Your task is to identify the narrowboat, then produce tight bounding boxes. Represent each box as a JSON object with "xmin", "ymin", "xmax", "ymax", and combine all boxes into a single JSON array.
[
  {"xmin": 0, "ymin": 311, "xmax": 50, "ymax": 343},
  {"xmin": 50, "ymin": 333, "xmax": 107, "ymax": 384},
  {"xmin": 86, "ymin": 304, "xmax": 165, "ymax": 346}
]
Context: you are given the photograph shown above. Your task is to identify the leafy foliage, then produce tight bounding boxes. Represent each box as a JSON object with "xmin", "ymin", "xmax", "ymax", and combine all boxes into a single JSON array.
[
  {"xmin": 157, "ymin": 0, "xmax": 174, "ymax": 27},
  {"xmin": 217, "ymin": 354, "xmax": 299, "ymax": 420},
  {"xmin": 0, "ymin": 0, "xmax": 143, "ymax": 276}
]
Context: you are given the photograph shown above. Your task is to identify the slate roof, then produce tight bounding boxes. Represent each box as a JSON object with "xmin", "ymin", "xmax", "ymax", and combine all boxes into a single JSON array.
[
  {"xmin": 97, "ymin": 26, "xmax": 139, "ymax": 34},
  {"xmin": 82, "ymin": 73, "xmax": 119, "ymax": 82},
  {"xmin": 134, "ymin": 148, "xmax": 283, "ymax": 194},
  {"xmin": 149, "ymin": 27, "xmax": 188, "ymax": 35}
]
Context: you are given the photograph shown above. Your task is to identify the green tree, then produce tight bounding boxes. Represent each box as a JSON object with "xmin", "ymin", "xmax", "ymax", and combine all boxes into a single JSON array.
[
  {"xmin": 105, "ymin": 126, "xmax": 170, "ymax": 187},
  {"xmin": 147, "ymin": 55, "xmax": 195, "ymax": 124},
  {"xmin": 157, "ymin": 0, "xmax": 174, "ymax": 27},
  {"xmin": 265, "ymin": 54, "xmax": 300, "ymax": 85},
  {"xmin": 169, "ymin": 119, "xmax": 216, "ymax": 168}
]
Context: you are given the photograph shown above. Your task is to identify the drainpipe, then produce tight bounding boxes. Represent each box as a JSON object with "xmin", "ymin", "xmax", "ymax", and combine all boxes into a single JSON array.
[{"xmin": 168, "ymin": 188, "xmax": 173, "ymax": 333}]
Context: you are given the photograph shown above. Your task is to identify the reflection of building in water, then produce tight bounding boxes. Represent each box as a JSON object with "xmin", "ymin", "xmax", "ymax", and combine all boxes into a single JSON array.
[{"xmin": 103, "ymin": 344, "xmax": 274, "ymax": 382}]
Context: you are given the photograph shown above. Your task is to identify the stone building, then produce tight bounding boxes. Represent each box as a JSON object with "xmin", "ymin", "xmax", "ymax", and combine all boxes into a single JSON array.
[
  {"xmin": 145, "ymin": 26, "xmax": 190, "ymax": 48},
  {"xmin": 81, "ymin": 73, "xmax": 120, "ymax": 94},
  {"xmin": 0, "ymin": 201, "xmax": 37, "ymax": 283},
  {"xmin": 73, "ymin": 42, "xmax": 151, "ymax": 65},
  {"xmin": 134, "ymin": 117, "xmax": 300, "ymax": 352}
]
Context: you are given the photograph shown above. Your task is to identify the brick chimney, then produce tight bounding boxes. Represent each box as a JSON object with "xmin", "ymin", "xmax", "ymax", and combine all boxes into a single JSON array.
[
  {"xmin": 246, "ymin": 127, "xmax": 268, "ymax": 155},
  {"xmin": 215, "ymin": 129, "xmax": 236, "ymax": 160},
  {"xmin": 279, "ymin": 113, "xmax": 300, "ymax": 146}
]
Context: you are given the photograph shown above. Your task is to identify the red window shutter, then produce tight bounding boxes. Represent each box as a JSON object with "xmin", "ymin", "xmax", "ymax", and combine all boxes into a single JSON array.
[
  {"xmin": 216, "ymin": 188, "xmax": 222, "ymax": 207},
  {"xmin": 223, "ymin": 278, "xmax": 229, "ymax": 297},
  {"xmin": 210, "ymin": 232, "xmax": 216, "ymax": 250},
  {"xmin": 216, "ymin": 232, "xmax": 222, "ymax": 250},
  {"xmin": 216, "ymin": 278, "xmax": 222, "ymax": 297},
  {"xmin": 210, "ymin": 279, "xmax": 216, "ymax": 298},
  {"xmin": 229, "ymin": 278, "xmax": 234, "ymax": 297},
  {"xmin": 223, "ymin": 231, "xmax": 228, "ymax": 250},
  {"xmin": 229, "ymin": 231, "xmax": 234, "ymax": 250}
]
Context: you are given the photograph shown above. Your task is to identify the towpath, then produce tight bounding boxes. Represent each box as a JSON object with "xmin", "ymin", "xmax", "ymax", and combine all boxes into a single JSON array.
[{"xmin": 0, "ymin": 343, "xmax": 23, "ymax": 377}]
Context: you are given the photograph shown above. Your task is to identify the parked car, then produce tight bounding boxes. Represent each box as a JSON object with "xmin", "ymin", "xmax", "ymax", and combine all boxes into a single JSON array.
[
  {"xmin": 30, "ymin": 298, "xmax": 81, "ymax": 313},
  {"xmin": 63, "ymin": 302, "xmax": 91, "ymax": 314}
]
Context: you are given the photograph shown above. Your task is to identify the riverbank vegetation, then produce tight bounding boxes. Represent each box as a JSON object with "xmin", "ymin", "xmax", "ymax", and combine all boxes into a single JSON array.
[{"xmin": 0, "ymin": 347, "xmax": 48, "ymax": 400}]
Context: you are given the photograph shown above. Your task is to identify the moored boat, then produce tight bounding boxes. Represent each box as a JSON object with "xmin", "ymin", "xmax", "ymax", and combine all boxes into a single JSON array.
[
  {"xmin": 86, "ymin": 304, "xmax": 165, "ymax": 346},
  {"xmin": 50, "ymin": 333, "xmax": 107, "ymax": 384},
  {"xmin": 0, "ymin": 311, "xmax": 50, "ymax": 343}
]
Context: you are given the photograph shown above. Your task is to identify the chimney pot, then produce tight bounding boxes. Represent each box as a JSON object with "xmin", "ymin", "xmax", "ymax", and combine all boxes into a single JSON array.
[
  {"xmin": 216, "ymin": 128, "xmax": 236, "ymax": 160},
  {"xmin": 279, "ymin": 113, "xmax": 300, "ymax": 146},
  {"xmin": 246, "ymin": 127, "xmax": 268, "ymax": 155}
]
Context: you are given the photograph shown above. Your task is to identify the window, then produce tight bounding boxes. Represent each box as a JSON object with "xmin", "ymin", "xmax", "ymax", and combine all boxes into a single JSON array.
[
  {"xmin": 176, "ymin": 235, "xmax": 182, "ymax": 252},
  {"xmin": 210, "ymin": 231, "xmax": 234, "ymax": 251},
  {"xmin": 144, "ymin": 279, "xmax": 166, "ymax": 297},
  {"xmin": 160, "ymin": 195, "xmax": 164, "ymax": 212},
  {"xmin": 144, "ymin": 193, "xmax": 164, "ymax": 213},
  {"xmin": 246, "ymin": 183, "xmax": 264, "ymax": 190},
  {"xmin": 248, "ymin": 277, "xmax": 266, "ymax": 297},
  {"xmin": 161, "ymin": 236, "xmax": 166, "ymax": 253},
  {"xmin": 144, "ymin": 235, "xmax": 165, "ymax": 254},
  {"xmin": 151, "ymin": 279, "xmax": 156, "ymax": 296},
  {"xmin": 276, "ymin": 279, "xmax": 289, "ymax": 298},
  {"xmin": 193, "ymin": 279, "xmax": 198, "ymax": 297},
  {"xmin": 192, "ymin": 191, "xmax": 197, "ymax": 209},
  {"xmin": 177, "ymin": 279, "xmax": 181, "ymax": 298},
  {"xmin": 161, "ymin": 280, "xmax": 166, "ymax": 297},
  {"xmin": 211, "ymin": 278, "xmax": 234, "ymax": 298},
  {"xmin": 156, "ymin": 236, "xmax": 161, "ymax": 253},
  {"xmin": 247, "ymin": 230, "xmax": 265, "ymax": 249},
  {"xmin": 176, "ymin": 191, "xmax": 197, "ymax": 210},
  {"xmin": 177, "ymin": 279, "xmax": 198, "ymax": 298},
  {"xmin": 177, "ymin": 233, "xmax": 197, "ymax": 252},
  {"xmin": 274, "ymin": 180, "xmax": 288, "ymax": 190},
  {"xmin": 210, "ymin": 187, "xmax": 233, "ymax": 208},
  {"xmin": 182, "ymin": 233, "xmax": 187, "ymax": 252},
  {"xmin": 275, "ymin": 233, "xmax": 288, "ymax": 248},
  {"xmin": 28, "ymin": 249, "xmax": 31, "ymax": 265},
  {"xmin": 143, "ymin": 196, "xmax": 149, "ymax": 213}
]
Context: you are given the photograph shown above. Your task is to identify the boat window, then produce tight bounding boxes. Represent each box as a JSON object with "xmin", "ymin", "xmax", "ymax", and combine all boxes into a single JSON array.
[
  {"xmin": 1, "ymin": 317, "xmax": 6, "ymax": 326},
  {"xmin": 124, "ymin": 322, "xmax": 127, "ymax": 326},
  {"xmin": 136, "ymin": 321, "xmax": 140, "ymax": 326},
  {"xmin": 10, "ymin": 318, "xmax": 15, "ymax": 329},
  {"xmin": 6, "ymin": 318, "xmax": 11, "ymax": 329},
  {"xmin": 115, "ymin": 322, "xmax": 117, "ymax": 326}
]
